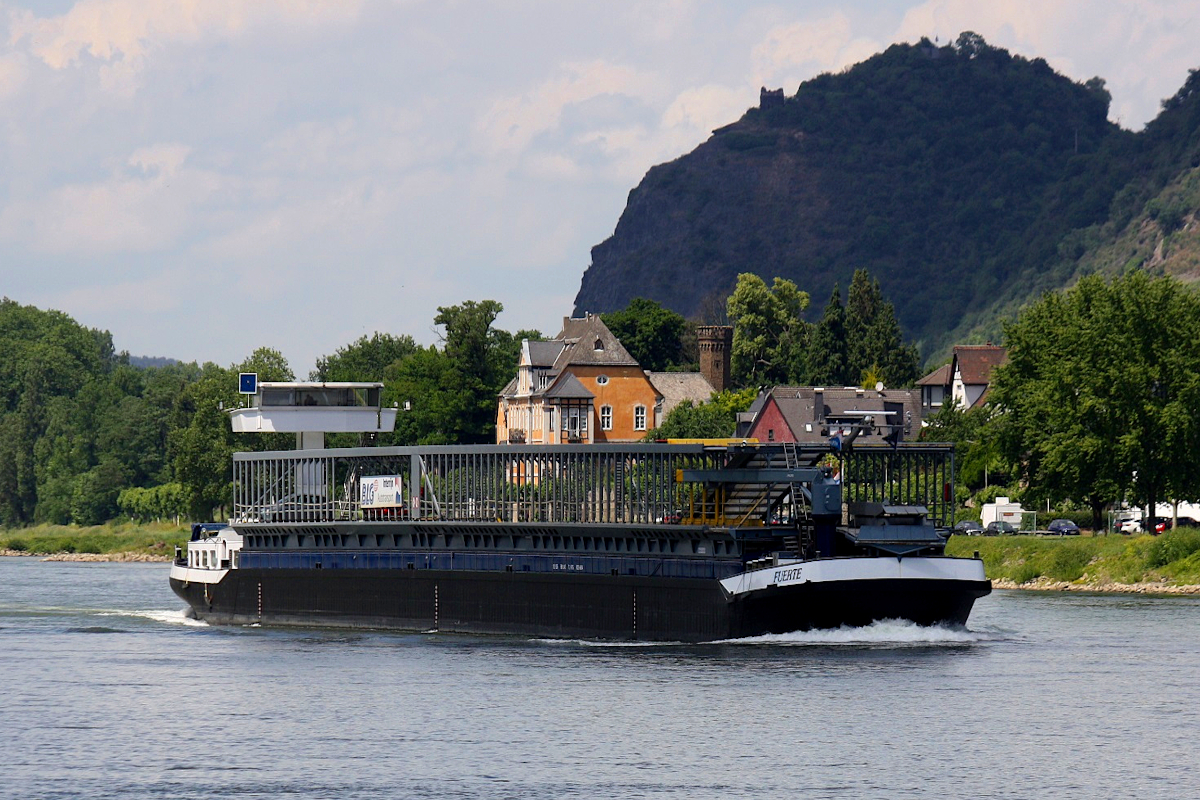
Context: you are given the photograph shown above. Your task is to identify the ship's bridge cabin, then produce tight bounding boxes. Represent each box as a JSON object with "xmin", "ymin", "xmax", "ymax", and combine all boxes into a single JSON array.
[{"xmin": 229, "ymin": 380, "xmax": 397, "ymax": 450}]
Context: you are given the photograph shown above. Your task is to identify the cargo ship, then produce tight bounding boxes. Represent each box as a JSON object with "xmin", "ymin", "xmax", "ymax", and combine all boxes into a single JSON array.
[{"xmin": 169, "ymin": 380, "xmax": 990, "ymax": 641}]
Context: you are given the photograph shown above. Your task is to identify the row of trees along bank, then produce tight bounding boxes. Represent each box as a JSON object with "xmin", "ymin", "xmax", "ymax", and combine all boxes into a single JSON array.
[
  {"xmin": 0, "ymin": 270, "xmax": 923, "ymax": 528},
  {"xmin": 924, "ymin": 271, "xmax": 1200, "ymax": 530}
]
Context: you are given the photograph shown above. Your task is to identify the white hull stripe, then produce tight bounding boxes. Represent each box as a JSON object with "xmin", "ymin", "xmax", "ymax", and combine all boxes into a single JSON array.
[
  {"xmin": 719, "ymin": 557, "xmax": 987, "ymax": 598},
  {"xmin": 169, "ymin": 564, "xmax": 228, "ymax": 585},
  {"xmin": 170, "ymin": 557, "xmax": 985, "ymax": 593}
]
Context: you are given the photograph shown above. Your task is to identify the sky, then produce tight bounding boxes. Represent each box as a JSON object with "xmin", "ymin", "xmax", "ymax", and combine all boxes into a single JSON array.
[{"xmin": 1, "ymin": 1, "xmax": 1197, "ymax": 377}]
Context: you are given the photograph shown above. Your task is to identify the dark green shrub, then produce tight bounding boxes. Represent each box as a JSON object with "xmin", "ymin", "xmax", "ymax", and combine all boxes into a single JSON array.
[
  {"xmin": 1012, "ymin": 563, "xmax": 1041, "ymax": 584},
  {"xmin": 1146, "ymin": 528, "xmax": 1200, "ymax": 568},
  {"xmin": 1047, "ymin": 542, "xmax": 1093, "ymax": 581}
]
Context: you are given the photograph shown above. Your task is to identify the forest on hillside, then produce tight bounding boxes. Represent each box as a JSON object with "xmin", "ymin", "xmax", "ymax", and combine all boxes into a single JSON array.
[{"xmin": 575, "ymin": 33, "xmax": 1200, "ymax": 362}]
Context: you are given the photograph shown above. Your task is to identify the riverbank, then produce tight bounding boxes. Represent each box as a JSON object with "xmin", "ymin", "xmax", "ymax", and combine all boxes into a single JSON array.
[
  {"xmin": 0, "ymin": 549, "xmax": 171, "ymax": 562},
  {"xmin": 0, "ymin": 521, "xmax": 187, "ymax": 561},
  {"xmin": 946, "ymin": 529, "xmax": 1200, "ymax": 592},
  {"xmin": 990, "ymin": 577, "xmax": 1200, "ymax": 594}
]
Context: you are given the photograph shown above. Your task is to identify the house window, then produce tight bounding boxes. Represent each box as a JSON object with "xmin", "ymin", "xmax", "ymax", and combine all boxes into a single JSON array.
[
  {"xmin": 768, "ymin": 429, "xmax": 775, "ymax": 441},
  {"xmin": 594, "ymin": 338, "xmax": 604, "ymax": 351},
  {"xmin": 600, "ymin": 405, "xmax": 613, "ymax": 430},
  {"xmin": 634, "ymin": 405, "xmax": 647, "ymax": 431},
  {"xmin": 596, "ymin": 375, "xmax": 609, "ymax": 385},
  {"xmin": 538, "ymin": 372, "xmax": 550, "ymax": 390},
  {"xmin": 563, "ymin": 406, "xmax": 588, "ymax": 439}
]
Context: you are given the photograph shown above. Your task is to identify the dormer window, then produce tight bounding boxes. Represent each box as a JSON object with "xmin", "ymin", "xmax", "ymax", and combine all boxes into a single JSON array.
[{"xmin": 594, "ymin": 338, "xmax": 604, "ymax": 351}]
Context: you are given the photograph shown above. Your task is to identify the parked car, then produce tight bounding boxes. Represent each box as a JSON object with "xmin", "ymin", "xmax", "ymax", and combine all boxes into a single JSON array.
[
  {"xmin": 984, "ymin": 520, "xmax": 1016, "ymax": 535},
  {"xmin": 954, "ymin": 519, "xmax": 984, "ymax": 536},
  {"xmin": 1047, "ymin": 519, "xmax": 1080, "ymax": 535},
  {"xmin": 1118, "ymin": 516, "xmax": 1169, "ymax": 534}
]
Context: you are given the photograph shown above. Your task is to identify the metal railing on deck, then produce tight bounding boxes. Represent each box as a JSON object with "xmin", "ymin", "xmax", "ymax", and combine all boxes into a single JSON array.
[
  {"xmin": 230, "ymin": 442, "xmax": 955, "ymax": 528},
  {"xmin": 233, "ymin": 443, "xmax": 721, "ymax": 526},
  {"xmin": 837, "ymin": 443, "xmax": 955, "ymax": 528}
]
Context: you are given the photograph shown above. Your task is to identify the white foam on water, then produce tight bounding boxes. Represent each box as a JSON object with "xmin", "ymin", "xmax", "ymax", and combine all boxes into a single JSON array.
[
  {"xmin": 716, "ymin": 618, "xmax": 996, "ymax": 646},
  {"xmin": 533, "ymin": 638, "xmax": 681, "ymax": 648},
  {"xmin": 531, "ymin": 619, "xmax": 999, "ymax": 648},
  {"xmin": 99, "ymin": 608, "xmax": 209, "ymax": 627}
]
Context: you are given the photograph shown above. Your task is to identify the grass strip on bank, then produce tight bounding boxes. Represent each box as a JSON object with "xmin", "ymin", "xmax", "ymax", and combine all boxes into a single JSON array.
[
  {"xmin": 0, "ymin": 521, "xmax": 189, "ymax": 559},
  {"xmin": 946, "ymin": 529, "xmax": 1200, "ymax": 587}
]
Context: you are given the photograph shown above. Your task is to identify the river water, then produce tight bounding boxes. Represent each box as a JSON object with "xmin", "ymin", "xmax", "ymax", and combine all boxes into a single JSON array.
[{"xmin": 2, "ymin": 557, "xmax": 1196, "ymax": 800}]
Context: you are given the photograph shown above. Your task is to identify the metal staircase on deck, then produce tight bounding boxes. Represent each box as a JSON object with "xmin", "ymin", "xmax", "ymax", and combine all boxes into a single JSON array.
[{"xmin": 685, "ymin": 444, "xmax": 827, "ymax": 556}]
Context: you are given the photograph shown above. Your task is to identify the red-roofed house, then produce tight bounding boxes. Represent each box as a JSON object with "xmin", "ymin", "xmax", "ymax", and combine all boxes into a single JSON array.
[
  {"xmin": 951, "ymin": 345, "xmax": 1007, "ymax": 409},
  {"xmin": 916, "ymin": 345, "xmax": 1007, "ymax": 413},
  {"xmin": 738, "ymin": 386, "xmax": 920, "ymax": 445}
]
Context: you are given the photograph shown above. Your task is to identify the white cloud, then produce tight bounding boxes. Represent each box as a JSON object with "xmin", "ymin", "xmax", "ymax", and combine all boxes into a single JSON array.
[
  {"xmin": 50, "ymin": 265, "xmax": 191, "ymax": 319},
  {"xmin": 476, "ymin": 60, "xmax": 656, "ymax": 155},
  {"xmin": 0, "ymin": 52, "xmax": 28, "ymax": 99},
  {"xmin": 128, "ymin": 143, "xmax": 192, "ymax": 175},
  {"xmin": 894, "ymin": 0, "xmax": 1072, "ymax": 49},
  {"xmin": 752, "ymin": 13, "xmax": 856, "ymax": 83},
  {"xmin": 8, "ymin": 0, "xmax": 364, "ymax": 70},
  {"xmin": 662, "ymin": 83, "xmax": 748, "ymax": 133},
  {"xmin": 622, "ymin": 0, "xmax": 700, "ymax": 44},
  {"xmin": 0, "ymin": 142, "xmax": 220, "ymax": 254}
]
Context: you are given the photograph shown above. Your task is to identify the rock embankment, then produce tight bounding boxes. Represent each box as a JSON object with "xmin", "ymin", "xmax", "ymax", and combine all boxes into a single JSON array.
[
  {"xmin": 1, "ymin": 549, "xmax": 170, "ymax": 562},
  {"xmin": 991, "ymin": 577, "xmax": 1200, "ymax": 595}
]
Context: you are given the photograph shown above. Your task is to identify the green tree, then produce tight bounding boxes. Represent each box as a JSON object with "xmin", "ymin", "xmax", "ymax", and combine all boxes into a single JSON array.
[
  {"xmin": 387, "ymin": 346, "xmax": 455, "ymax": 445},
  {"xmin": 386, "ymin": 302, "xmax": 531, "ymax": 445},
  {"xmin": 845, "ymin": 269, "xmax": 920, "ymax": 388},
  {"xmin": 920, "ymin": 398, "xmax": 1009, "ymax": 500},
  {"xmin": 726, "ymin": 274, "xmax": 810, "ymax": 387},
  {"xmin": 601, "ymin": 298, "xmax": 687, "ymax": 371},
  {"xmin": 989, "ymin": 272, "xmax": 1200, "ymax": 530},
  {"xmin": 807, "ymin": 284, "xmax": 851, "ymax": 385},
  {"xmin": 645, "ymin": 388, "xmax": 758, "ymax": 440},
  {"xmin": 0, "ymin": 299, "xmax": 118, "ymax": 525},
  {"xmin": 311, "ymin": 332, "xmax": 419, "ymax": 381},
  {"xmin": 436, "ymin": 300, "xmax": 507, "ymax": 443},
  {"xmin": 170, "ymin": 349, "xmax": 294, "ymax": 520},
  {"xmin": 69, "ymin": 461, "xmax": 126, "ymax": 526},
  {"xmin": 169, "ymin": 365, "xmax": 238, "ymax": 521}
]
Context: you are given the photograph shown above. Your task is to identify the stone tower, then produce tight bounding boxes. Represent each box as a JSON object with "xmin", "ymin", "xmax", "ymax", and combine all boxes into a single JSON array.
[{"xmin": 697, "ymin": 325, "xmax": 733, "ymax": 393}]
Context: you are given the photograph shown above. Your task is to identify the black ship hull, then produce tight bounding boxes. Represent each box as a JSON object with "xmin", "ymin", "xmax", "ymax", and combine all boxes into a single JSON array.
[{"xmin": 170, "ymin": 565, "xmax": 991, "ymax": 642}]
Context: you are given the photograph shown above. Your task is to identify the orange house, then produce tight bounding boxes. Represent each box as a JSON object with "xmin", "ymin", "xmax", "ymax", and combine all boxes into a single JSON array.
[{"xmin": 496, "ymin": 314, "xmax": 665, "ymax": 444}]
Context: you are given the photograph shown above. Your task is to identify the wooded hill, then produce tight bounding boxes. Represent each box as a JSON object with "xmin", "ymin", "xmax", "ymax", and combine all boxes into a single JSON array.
[{"xmin": 574, "ymin": 33, "xmax": 1200, "ymax": 362}]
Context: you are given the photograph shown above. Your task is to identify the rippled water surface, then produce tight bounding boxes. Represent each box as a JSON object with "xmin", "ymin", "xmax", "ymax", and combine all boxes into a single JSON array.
[{"xmin": 2, "ymin": 557, "xmax": 1197, "ymax": 799}]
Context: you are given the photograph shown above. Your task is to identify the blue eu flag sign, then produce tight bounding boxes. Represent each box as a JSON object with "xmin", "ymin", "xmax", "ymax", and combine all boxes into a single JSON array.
[{"xmin": 239, "ymin": 373, "xmax": 258, "ymax": 395}]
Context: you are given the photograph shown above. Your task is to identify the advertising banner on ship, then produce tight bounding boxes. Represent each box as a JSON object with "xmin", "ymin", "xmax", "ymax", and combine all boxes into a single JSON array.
[{"xmin": 361, "ymin": 475, "xmax": 403, "ymax": 508}]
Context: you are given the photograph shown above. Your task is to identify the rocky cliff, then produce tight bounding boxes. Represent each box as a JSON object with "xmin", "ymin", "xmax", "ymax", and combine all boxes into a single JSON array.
[{"xmin": 574, "ymin": 35, "xmax": 1200, "ymax": 361}]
